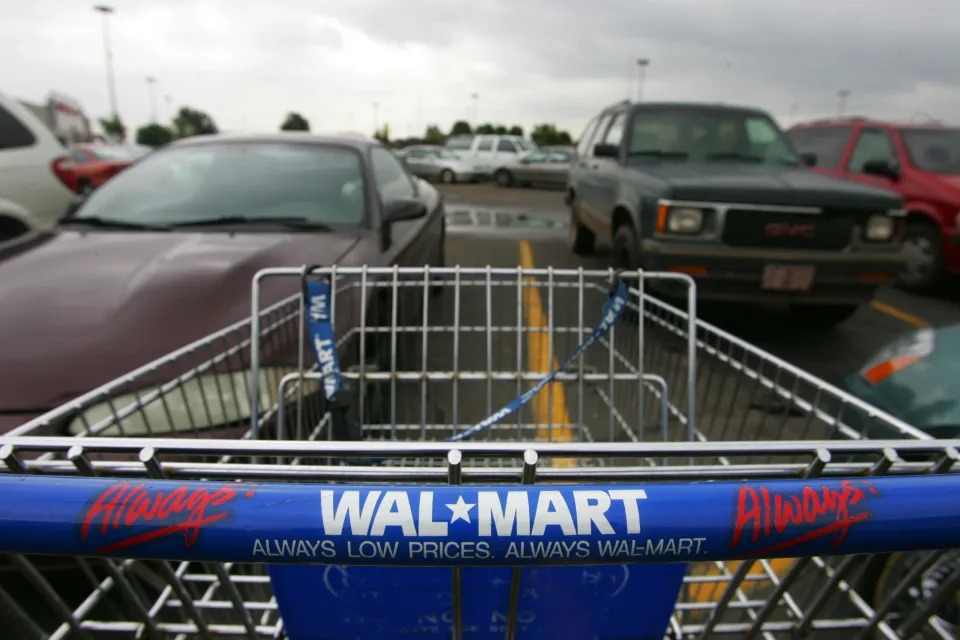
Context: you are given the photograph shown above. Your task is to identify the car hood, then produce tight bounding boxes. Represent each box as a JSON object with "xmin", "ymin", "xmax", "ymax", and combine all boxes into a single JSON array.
[
  {"xmin": 842, "ymin": 325, "xmax": 960, "ymax": 438},
  {"xmin": 0, "ymin": 230, "xmax": 363, "ymax": 411},
  {"xmin": 635, "ymin": 163, "xmax": 903, "ymax": 209}
]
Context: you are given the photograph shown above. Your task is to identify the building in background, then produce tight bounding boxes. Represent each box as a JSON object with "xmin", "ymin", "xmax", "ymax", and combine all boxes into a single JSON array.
[{"xmin": 17, "ymin": 91, "xmax": 94, "ymax": 144}]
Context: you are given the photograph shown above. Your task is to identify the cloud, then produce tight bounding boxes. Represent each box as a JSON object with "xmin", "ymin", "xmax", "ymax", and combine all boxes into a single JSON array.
[{"xmin": 1, "ymin": 0, "xmax": 958, "ymax": 137}]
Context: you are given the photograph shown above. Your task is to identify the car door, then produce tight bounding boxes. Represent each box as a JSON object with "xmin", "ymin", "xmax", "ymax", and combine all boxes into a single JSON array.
[
  {"xmin": 587, "ymin": 109, "xmax": 628, "ymax": 237},
  {"xmin": 514, "ymin": 150, "xmax": 548, "ymax": 183},
  {"xmin": 576, "ymin": 112, "xmax": 615, "ymax": 232},
  {"xmin": 493, "ymin": 138, "xmax": 520, "ymax": 171},
  {"xmin": 474, "ymin": 136, "xmax": 495, "ymax": 174},
  {"xmin": 545, "ymin": 150, "xmax": 572, "ymax": 186},
  {"xmin": 370, "ymin": 147, "xmax": 436, "ymax": 267},
  {"xmin": 842, "ymin": 127, "xmax": 901, "ymax": 192},
  {"xmin": 405, "ymin": 148, "xmax": 436, "ymax": 180}
]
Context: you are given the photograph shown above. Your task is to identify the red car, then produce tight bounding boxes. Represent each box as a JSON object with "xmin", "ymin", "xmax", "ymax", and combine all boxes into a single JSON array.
[
  {"xmin": 63, "ymin": 144, "xmax": 138, "ymax": 194},
  {"xmin": 787, "ymin": 118, "xmax": 960, "ymax": 291}
]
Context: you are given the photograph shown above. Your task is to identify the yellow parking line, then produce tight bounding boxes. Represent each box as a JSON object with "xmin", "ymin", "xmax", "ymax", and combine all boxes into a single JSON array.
[
  {"xmin": 518, "ymin": 241, "xmax": 575, "ymax": 467},
  {"xmin": 870, "ymin": 300, "xmax": 928, "ymax": 328}
]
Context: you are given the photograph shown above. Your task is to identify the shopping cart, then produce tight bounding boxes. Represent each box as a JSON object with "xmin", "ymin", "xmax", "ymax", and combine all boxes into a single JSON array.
[{"xmin": 0, "ymin": 265, "xmax": 958, "ymax": 640}]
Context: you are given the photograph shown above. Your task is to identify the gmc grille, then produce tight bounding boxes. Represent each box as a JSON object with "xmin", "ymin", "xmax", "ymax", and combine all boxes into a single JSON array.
[{"xmin": 722, "ymin": 210, "xmax": 853, "ymax": 250}]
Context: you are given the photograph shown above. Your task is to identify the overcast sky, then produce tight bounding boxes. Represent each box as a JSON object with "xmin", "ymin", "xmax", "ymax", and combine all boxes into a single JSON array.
[{"xmin": 4, "ymin": 0, "xmax": 959, "ymax": 138}]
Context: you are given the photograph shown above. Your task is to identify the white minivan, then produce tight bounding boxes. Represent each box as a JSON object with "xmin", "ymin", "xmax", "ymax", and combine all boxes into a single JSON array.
[
  {"xmin": 0, "ymin": 89, "xmax": 76, "ymax": 235},
  {"xmin": 445, "ymin": 134, "xmax": 537, "ymax": 178}
]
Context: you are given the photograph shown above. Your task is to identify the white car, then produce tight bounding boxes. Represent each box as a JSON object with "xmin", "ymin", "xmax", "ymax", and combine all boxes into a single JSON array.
[
  {"xmin": 445, "ymin": 134, "xmax": 537, "ymax": 178},
  {"xmin": 0, "ymin": 89, "xmax": 76, "ymax": 232}
]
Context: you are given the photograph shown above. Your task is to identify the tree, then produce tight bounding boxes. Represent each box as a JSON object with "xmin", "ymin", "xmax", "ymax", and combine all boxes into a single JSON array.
[
  {"xmin": 173, "ymin": 107, "xmax": 218, "ymax": 139},
  {"xmin": 530, "ymin": 123, "xmax": 573, "ymax": 146},
  {"xmin": 449, "ymin": 120, "xmax": 472, "ymax": 136},
  {"xmin": 493, "ymin": 125, "xmax": 508, "ymax": 135},
  {"xmin": 474, "ymin": 123, "xmax": 495, "ymax": 135},
  {"xmin": 508, "ymin": 125, "xmax": 524, "ymax": 137},
  {"xmin": 99, "ymin": 116, "xmax": 126, "ymax": 142},
  {"xmin": 424, "ymin": 125, "xmax": 445, "ymax": 144},
  {"xmin": 280, "ymin": 112, "xmax": 310, "ymax": 131},
  {"xmin": 373, "ymin": 123, "xmax": 390, "ymax": 144},
  {"xmin": 135, "ymin": 123, "xmax": 174, "ymax": 148}
]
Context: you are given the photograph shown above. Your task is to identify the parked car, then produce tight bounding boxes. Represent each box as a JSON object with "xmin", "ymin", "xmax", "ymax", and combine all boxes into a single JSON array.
[
  {"xmin": 493, "ymin": 146, "xmax": 574, "ymax": 188},
  {"xmin": 401, "ymin": 145, "xmax": 484, "ymax": 183},
  {"xmin": 445, "ymin": 134, "xmax": 537, "ymax": 178},
  {"xmin": 0, "ymin": 89, "xmax": 75, "ymax": 231},
  {"xmin": 787, "ymin": 118, "xmax": 960, "ymax": 291},
  {"xmin": 63, "ymin": 143, "xmax": 137, "ymax": 194},
  {"xmin": 841, "ymin": 324, "xmax": 958, "ymax": 440},
  {"xmin": 0, "ymin": 132, "xmax": 445, "ymax": 435},
  {"xmin": 566, "ymin": 100, "xmax": 907, "ymax": 326}
]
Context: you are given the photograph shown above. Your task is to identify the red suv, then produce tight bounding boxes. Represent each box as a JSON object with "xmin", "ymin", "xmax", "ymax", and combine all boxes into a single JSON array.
[{"xmin": 787, "ymin": 118, "xmax": 960, "ymax": 291}]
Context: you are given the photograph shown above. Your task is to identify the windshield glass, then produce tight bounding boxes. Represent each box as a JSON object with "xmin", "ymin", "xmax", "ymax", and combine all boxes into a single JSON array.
[
  {"xmin": 900, "ymin": 128, "xmax": 960, "ymax": 174},
  {"xmin": 627, "ymin": 108, "xmax": 800, "ymax": 165},
  {"xmin": 517, "ymin": 139, "xmax": 537, "ymax": 152},
  {"xmin": 75, "ymin": 143, "xmax": 366, "ymax": 227}
]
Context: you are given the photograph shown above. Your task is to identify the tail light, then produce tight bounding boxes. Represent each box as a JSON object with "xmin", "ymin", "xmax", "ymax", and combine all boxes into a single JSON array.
[{"xmin": 51, "ymin": 156, "xmax": 79, "ymax": 193}]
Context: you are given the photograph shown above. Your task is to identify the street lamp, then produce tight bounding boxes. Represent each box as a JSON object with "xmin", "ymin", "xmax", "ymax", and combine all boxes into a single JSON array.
[
  {"xmin": 146, "ymin": 76, "xmax": 157, "ymax": 123},
  {"xmin": 837, "ymin": 89, "xmax": 851, "ymax": 117},
  {"xmin": 636, "ymin": 58, "xmax": 650, "ymax": 102},
  {"xmin": 94, "ymin": 5, "xmax": 118, "ymax": 120}
]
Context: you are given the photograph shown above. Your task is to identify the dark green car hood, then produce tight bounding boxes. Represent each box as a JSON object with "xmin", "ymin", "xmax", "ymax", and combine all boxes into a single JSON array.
[
  {"xmin": 842, "ymin": 325, "xmax": 960, "ymax": 439},
  {"xmin": 634, "ymin": 163, "xmax": 902, "ymax": 210}
]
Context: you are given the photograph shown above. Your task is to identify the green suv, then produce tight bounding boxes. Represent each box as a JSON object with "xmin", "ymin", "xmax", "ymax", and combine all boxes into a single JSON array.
[{"xmin": 565, "ymin": 100, "xmax": 908, "ymax": 326}]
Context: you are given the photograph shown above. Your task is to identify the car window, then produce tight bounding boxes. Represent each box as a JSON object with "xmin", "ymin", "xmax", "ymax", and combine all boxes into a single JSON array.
[
  {"xmin": 74, "ymin": 143, "xmax": 368, "ymax": 226},
  {"xmin": 407, "ymin": 149, "xmax": 426, "ymax": 158},
  {"xmin": 900, "ymin": 127, "xmax": 960, "ymax": 175},
  {"xmin": 371, "ymin": 147, "xmax": 416, "ymax": 201},
  {"xmin": 847, "ymin": 128, "xmax": 897, "ymax": 172},
  {"xmin": 517, "ymin": 139, "xmax": 537, "ymax": 152},
  {"xmin": 602, "ymin": 112, "xmax": 627, "ymax": 148},
  {"xmin": 576, "ymin": 116, "xmax": 600, "ymax": 157},
  {"xmin": 588, "ymin": 113, "xmax": 615, "ymax": 156},
  {"xmin": 525, "ymin": 151, "xmax": 548, "ymax": 162},
  {"xmin": 497, "ymin": 139, "xmax": 517, "ymax": 153},
  {"xmin": 549, "ymin": 151, "xmax": 571, "ymax": 163},
  {"xmin": 477, "ymin": 138, "xmax": 494, "ymax": 151},
  {"xmin": 445, "ymin": 136, "xmax": 473, "ymax": 151},
  {"xmin": 786, "ymin": 125, "xmax": 852, "ymax": 168},
  {"xmin": 0, "ymin": 104, "xmax": 37, "ymax": 150},
  {"xmin": 69, "ymin": 149, "xmax": 88, "ymax": 163}
]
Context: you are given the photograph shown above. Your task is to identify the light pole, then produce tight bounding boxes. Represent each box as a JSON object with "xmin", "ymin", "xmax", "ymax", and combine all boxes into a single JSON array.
[
  {"xmin": 471, "ymin": 93, "xmax": 479, "ymax": 125},
  {"xmin": 146, "ymin": 76, "xmax": 157, "ymax": 123},
  {"xmin": 94, "ymin": 5, "xmax": 118, "ymax": 120},
  {"xmin": 837, "ymin": 89, "xmax": 851, "ymax": 117},
  {"xmin": 164, "ymin": 95, "xmax": 173, "ymax": 121},
  {"xmin": 636, "ymin": 58, "xmax": 650, "ymax": 102}
]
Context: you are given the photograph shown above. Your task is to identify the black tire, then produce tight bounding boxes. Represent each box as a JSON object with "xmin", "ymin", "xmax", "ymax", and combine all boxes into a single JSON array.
[
  {"xmin": 440, "ymin": 169, "xmax": 455, "ymax": 184},
  {"xmin": 568, "ymin": 205, "xmax": 595, "ymax": 255},
  {"xmin": 495, "ymin": 169, "xmax": 513, "ymax": 187},
  {"xmin": 898, "ymin": 221, "xmax": 945, "ymax": 292},
  {"xmin": 612, "ymin": 223, "xmax": 641, "ymax": 273},
  {"xmin": 788, "ymin": 303, "xmax": 860, "ymax": 327}
]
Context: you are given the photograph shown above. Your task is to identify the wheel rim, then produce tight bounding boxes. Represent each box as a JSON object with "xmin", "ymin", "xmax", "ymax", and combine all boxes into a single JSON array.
[{"xmin": 902, "ymin": 235, "xmax": 936, "ymax": 284}]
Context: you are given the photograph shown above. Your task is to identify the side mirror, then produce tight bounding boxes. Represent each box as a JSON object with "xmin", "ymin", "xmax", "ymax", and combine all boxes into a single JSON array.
[
  {"xmin": 593, "ymin": 143, "xmax": 620, "ymax": 159},
  {"xmin": 862, "ymin": 159, "xmax": 900, "ymax": 180},
  {"xmin": 801, "ymin": 152, "xmax": 818, "ymax": 167},
  {"xmin": 383, "ymin": 199, "xmax": 427, "ymax": 225}
]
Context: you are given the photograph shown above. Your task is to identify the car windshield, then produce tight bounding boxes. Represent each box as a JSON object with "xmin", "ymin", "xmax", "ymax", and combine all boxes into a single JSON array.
[
  {"xmin": 900, "ymin": 128, "xmax": 960, "ymax": 174},
  {"xmin": 73, "ymin": 142, "xmax": 366, "ymax": 227},
  {"xmin": 626, "ymin": 108, "xmax": 801, "ymax": 165}
]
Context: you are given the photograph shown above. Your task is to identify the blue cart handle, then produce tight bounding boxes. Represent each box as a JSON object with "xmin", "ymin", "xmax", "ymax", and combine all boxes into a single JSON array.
[{"xmin": 0, "ymin": 474, "xmax": 957, "ymax": 566}]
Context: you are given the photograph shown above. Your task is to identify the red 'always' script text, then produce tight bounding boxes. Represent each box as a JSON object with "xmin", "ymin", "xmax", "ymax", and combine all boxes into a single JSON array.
[
  {"xmin": 80, "ymin": 482, "xmax": 252, "ymax": 553},
  {"xmin": 731, "ymin": 480, "xmax": 879, "ymax": 555}
]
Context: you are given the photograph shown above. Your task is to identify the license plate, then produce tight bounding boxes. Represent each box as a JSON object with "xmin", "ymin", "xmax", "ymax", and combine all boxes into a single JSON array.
[{"xmin": 761, "ymin": 265, "xmax": 815, "ymax": 291}]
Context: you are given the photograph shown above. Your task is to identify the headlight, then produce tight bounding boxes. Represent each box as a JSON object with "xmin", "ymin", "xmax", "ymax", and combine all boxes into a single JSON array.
[
  {"xmin": 865, "ymin": 214, "xmax": 894, "ymax": 241},
  {"xmin": 861, "ymin": 328, "xmax": 934, "ymax": 384},
  {"xmin": 657, "ymin": 205, "xmax": 705, "ymax": 235},
  {"xmin": 67, "ymin": 366, "xmax": 301, "ymax": 436}
]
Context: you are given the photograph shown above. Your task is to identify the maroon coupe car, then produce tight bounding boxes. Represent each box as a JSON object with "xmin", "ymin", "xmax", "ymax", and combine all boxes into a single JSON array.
[{"xmin": 0, "ymin": 133, "xmax": 445, "ymax": 435}]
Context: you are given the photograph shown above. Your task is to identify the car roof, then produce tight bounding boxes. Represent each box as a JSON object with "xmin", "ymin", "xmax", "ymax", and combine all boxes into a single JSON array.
[
  {"xmin": 168, "ymin": 132, "xmax": 383, "ymax": 151},
  {"xmin": 599, "ymin": 100, "xmax": 773, "ymax": 118},
  {"xmin": 789, "ymin": 117, "xmax": 958, "ymax": 131}
]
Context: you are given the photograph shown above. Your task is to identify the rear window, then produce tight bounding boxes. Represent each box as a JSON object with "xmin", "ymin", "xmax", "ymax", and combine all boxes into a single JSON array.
[
  {"xmin": 0, "ymin": 105, "xmax": 37, "ymax": 150},
  {"xmin": 785, "ymin": 125, "xmax": 853, "ymax": 168},
  {"xmin": 76, "ymin": 142, "xmax": 367, "ymax": 226},
  {"xmin": 446, "ymin": 137, "xmax": 473, "ymax": 151}
]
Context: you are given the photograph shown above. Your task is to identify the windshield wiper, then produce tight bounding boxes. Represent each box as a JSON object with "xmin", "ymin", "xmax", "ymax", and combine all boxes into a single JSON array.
[
  {"xmin": 60, "ymin": 216, "xmax": 170, "ymax": 231},
  {"xmin": 628, "ymin": 150, "xmax": 689, "ymax": 159},
  {"xmin": 705, "ymin": 152, "xmax": 764, "ymax": 162},
  {"xmin": 169, "ymin": 216, "xmax": 335, "ymax": 231}
]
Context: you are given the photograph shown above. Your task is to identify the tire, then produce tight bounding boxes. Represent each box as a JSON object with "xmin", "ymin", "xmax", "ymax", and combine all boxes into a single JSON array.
[
  {"xmin": 788, "ymin": 303, "xmax": 860, "ymax": 327},
  {"xmin": 568, "ymin": 205, "xmax": 595, "ymax": 255},
  {"xmin": 612, "ymin": 223, "xmax": 640, "ymax": 273},
  {"xmin": 898, "ymin": 221, "xmax": 945, "ymax": 292},
  {"xmin": 495, "ymin": 169, "xmax": 513, "ymax": 188},
  {"xmin": 440, "ymin": 169, "xmax": 455, "ymax": 184}
]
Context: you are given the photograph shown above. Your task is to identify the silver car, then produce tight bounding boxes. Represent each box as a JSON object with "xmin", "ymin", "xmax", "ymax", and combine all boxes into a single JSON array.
[
  {"xmin": 402, "ymin": 145, "xmax": 483, "ymax": 184},
  {"xmin": 493, "ymin": 146, "xmax": 574, "ymax": 188}
]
